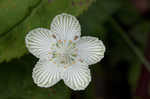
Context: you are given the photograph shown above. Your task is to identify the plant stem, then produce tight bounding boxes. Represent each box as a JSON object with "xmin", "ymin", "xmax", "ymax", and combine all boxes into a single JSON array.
[{"xmin": 109, "ymin": 18, "xmax": 150, "ymax": 71}]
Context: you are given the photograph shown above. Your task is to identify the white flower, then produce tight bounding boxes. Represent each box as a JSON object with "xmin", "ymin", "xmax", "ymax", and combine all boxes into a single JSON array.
[{"xmin": 25, "ymin": 13, "xmax": 105, "ymax": 91}]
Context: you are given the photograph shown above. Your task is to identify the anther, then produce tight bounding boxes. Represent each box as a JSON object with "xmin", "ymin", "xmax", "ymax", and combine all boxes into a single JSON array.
[
  {"xmin": 52, "ymin": 34, "xmax": 56, "ymax": 39},
  {"xmin": 74, "ymin": 48, "xmax": 78, "ymax": 51},
  {"xmin": 69, "ymin": 40, "xmax": 72, "ymax": 43},
  {"xmin": 79, "ymin": 59, "xmax": 83, "ymax": 62},
  {"xmin": 74, "ymin": 36, "xmax": 79, "ymax": 40},
  {"xmin": 64, "ymin": 64, "xmax": 70, "ymax": 69},
  {"xmin": 58, "ymin": 40, "xmax": 62, "ymax": 42},
  {"xmin": 64, "ymin": 66, "xmax": 67, "ymax": 69},
  {"xmin": 72, "ymin": 61, "xmax": 76, "ymax": 64}
]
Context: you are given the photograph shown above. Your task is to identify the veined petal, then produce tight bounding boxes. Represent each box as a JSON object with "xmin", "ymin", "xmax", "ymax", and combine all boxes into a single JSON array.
[
  {"xmin": 76, "ymin": 36, "xmax": 105, "ymax": 65},
  {"xmin": 51, "ymin": 13, "xmax": 81, "ymax": 42},
  {"xmin": 25, "ymin": 28, "xmax": 56, "ymax": 59},
  {"xmin": 32, "ymin": 60, "xmax": 61, "ymax": 88},
  {"xmin": 61, "ymin": 62, "xmax": 91, "ymax": 90}
]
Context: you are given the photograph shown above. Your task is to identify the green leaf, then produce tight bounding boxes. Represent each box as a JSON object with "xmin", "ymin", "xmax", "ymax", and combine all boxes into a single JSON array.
[
  {"xmin": 0, "ymin": 0, "xmax": 94, "ymax": 63},
  {"xmin": 0, "ymin": 55, "xmax": 71, "ymax": 99}
]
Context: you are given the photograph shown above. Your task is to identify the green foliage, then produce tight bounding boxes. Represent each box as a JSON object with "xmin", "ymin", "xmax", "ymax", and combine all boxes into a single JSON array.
[
  {"xmin": 0, "ymin": 0, "xmax": 94, "ymax": 63},
  {"xmin": 0, "ymin": 55, "xmax": 70, "ymax": 99}
]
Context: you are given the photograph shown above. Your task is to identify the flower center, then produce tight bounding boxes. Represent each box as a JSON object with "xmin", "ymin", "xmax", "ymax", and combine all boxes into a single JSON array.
[{"xmin": 50, "ymin": 40, "xmax": 78, "ymax": 67}]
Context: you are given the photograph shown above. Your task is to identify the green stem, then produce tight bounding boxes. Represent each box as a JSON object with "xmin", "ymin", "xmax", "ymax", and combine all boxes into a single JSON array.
[{"xmin": 109, "ymin": 18, "xmax": 150, "ymax": 71}]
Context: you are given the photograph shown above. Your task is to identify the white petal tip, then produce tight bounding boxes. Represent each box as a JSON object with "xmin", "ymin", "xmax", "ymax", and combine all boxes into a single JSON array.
[{"xmin": 32, "ymin": 60, "xmax": 61, "ymax": 88}]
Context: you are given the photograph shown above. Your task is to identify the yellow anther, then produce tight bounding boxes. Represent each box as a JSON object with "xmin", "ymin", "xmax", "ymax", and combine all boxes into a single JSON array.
[
  {"xmin": 64, "ymin": 40, "xmax": 66, "ymax": 43},
  {"xmin": 58, "ymin": 40, "xmax": 62, "ymax": 42},
  {"xmin": 69, "ymin": 40, "xmax": 72, "ymax": 43},
  {"xmin": 64, "ymin": 64, "xmax": 70, "ymax": 69},
  {"xmin": 53, "ymin": 62, "xmax": 56, "ymax": 64},
  {"xmin": 72, "ymin": 61, "xmax": 76, "ymax": 64}
]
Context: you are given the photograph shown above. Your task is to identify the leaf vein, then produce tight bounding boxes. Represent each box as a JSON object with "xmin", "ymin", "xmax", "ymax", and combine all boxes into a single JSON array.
[{"xmin": 0, "ymin": 0, "xmax": 42, "ymax": 38}]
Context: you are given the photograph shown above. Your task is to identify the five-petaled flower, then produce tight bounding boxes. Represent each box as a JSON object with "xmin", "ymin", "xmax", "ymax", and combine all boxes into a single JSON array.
[{"xmin": 25, "ymin": 13, "xmax": 105, "ymax": 91}]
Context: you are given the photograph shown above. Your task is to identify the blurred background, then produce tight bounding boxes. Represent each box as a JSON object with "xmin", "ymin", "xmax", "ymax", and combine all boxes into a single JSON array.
[{"xmin": 0, "ymin": 0, "xmax": 150, "ymax": 99}]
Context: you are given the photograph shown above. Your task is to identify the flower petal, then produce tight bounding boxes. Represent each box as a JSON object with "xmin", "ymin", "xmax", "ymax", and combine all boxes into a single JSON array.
[
  {"xmin": 76, "ymin": 36, "xmax": 105, "ymax": 65},
  {"xmin": 51, "ymin": 13, "xmax": 81, "ymax": 42},
  {"xmin": 25, "ymin": 28, "xmax": 56, "ymax": 59},
  {"xmin": 61, "ymin": 62, "xmax": 91, "ymax": 90},
  {"xmin": 32, "ymin": 60, "xmax": 61, "ymax": 88}
]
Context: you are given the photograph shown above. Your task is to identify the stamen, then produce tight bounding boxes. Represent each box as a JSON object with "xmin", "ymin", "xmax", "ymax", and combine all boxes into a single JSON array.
[
  {"xmin": 52, "ymin": 34, "xmax": 56, "ymax": 39},
  {"xmin": 74, "ymin": 36, "xmax": 79, "ymax": 40},
  {"xmin": 74, "ymin": 48, "xmax": 78, "ymax": 51},
  {"xmin": 79, "ymin": 59, "xmax": 83, "ymax": 63},
  {"xmin": 72, "ymin": 61, "xmax": 76, "ymax": 64},
  {"xmin": 50, "ymin": 39, "xmax": 78, "ymax": 68},
  {"xmin": 69, "ymin": 40, "xmax": 72, "ymax": 43},
  {"xmin": 58, "ymin": 40, "xmax": 62, "ymax": 42},
  {"xmin": 64, "ymin": 66, "xmax": 67, "ymax": 69},
  {"xmin": 64, "ymin": 64, "xmax": 70, "ymax": 69}
]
